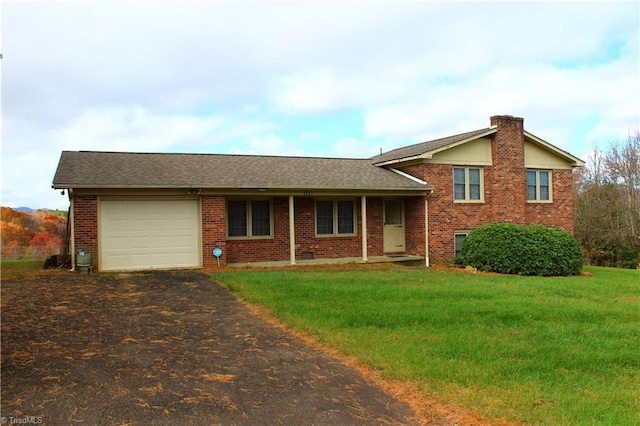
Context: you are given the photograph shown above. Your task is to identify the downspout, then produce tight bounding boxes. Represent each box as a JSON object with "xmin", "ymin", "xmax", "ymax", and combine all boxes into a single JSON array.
[
  {"xmin": 361, "ymin": 195, "xmax": 368, "ymax": 262},
  {"xmin": 424, "ymin": 191, "xmax": 433, "ymax": 267},
  {"xmin": 289, "ymin": 195, "xmax": 296, "ymax": 265},
  {"xmin": 69, "ymin": 189, "xmax": 76, "ymax": 271}
]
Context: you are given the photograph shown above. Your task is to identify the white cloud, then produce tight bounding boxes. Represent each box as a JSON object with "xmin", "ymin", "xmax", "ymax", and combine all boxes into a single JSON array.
[
  {"xmin": 333, "ymin": 137, "xmax": 380, "ymax": 159},
  {"xmin": 1, "ymin": 1, "xmax": 638, "ymax": 209},
  {"xmin": 51, "ymin": 107, "xmax": 222, "ymax": 153},
  {"xmin": 229, "ymin": 133, "xmax": 317, "ymax": 157},
  {"xmin": 363, "ymin": 54, "xmax": 639, "ymax": 155},
  {"xmin": 269, "ymin": 69, "xmax": 341, "ymax": 114}
]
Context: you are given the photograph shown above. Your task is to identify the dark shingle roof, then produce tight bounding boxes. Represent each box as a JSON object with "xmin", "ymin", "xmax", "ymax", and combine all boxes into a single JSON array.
[
  {"xmin": 52, "ymin": 151, "xmax": 429, "ymax": 191},
  {"xmin": 371, "ymin": 127, "xmax": 496, "ymax": 165}
]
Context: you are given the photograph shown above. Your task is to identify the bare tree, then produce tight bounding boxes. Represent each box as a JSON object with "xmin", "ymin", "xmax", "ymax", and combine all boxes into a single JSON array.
[
  {"xmin": 575, "ymin": 132, "xmax": 640, "ymax": 267},
  {"xmin": 604, "ymin": 131, "xmax": 640, "ymax": 248}
]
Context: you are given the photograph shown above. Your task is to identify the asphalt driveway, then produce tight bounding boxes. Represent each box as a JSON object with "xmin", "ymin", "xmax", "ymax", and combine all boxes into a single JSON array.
[{"xmin": 1, "ymin": 270, "xmax": 416, "ymax": 425}]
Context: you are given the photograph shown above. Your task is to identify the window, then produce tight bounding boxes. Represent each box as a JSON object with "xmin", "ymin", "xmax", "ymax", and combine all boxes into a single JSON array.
[
  {"xmin": 454, "ymin": 232, "xmax": 469, "ymax": 257},
  {"xmin": 227, "ymin": 200, "xmax": 272, "ymax": 238},
  {"xmin": 453, "ymin": 167, "xmax": 483, "ymax": 201},
  {"xmin": 527, "ymin": 170, "xmax": 551, "ymax": 202},
  {"xmin": 316, "ymin": 200, "xmax": 355, "ymax": 236}
]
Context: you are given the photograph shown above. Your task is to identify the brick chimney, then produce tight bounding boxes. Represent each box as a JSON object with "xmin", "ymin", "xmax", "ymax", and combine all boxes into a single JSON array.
[{"xmin": 489, "ymin": 115, "xmax": 526, "ymax": 223}]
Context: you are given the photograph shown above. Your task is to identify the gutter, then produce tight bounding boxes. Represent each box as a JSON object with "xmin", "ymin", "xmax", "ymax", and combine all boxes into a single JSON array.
[{"xmin": 388, "ymin": 168, "xmax": 429, "ymax": 185}]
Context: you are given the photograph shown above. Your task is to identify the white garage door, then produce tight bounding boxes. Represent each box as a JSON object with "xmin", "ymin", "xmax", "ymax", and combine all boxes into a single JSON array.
[{"xmin": 100, "ymin": 199, "xmax": 201, "ymax": 271}]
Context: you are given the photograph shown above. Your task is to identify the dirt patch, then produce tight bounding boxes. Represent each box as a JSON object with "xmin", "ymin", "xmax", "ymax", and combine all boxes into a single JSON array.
[{"xmin": 2, "ymin": 270, "xmax": 419, "ymax": 425}]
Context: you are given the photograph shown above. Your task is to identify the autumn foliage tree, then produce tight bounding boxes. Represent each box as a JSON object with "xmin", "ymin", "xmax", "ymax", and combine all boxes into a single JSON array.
[{"xmin": 1, "ymin": 207, "xmax": 67, "ymax": 260}]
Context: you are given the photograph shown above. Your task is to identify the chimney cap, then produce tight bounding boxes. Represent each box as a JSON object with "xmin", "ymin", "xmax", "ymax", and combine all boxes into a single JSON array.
[
  {"xmin": 491, "ymin": 114, "xmax": 521, "ymax": 119},
  {"xmin": 490, "ymin": 114, "xmax": 523, "ymax": 124}
]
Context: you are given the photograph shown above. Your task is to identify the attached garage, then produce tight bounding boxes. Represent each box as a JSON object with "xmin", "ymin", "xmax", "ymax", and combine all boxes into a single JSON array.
[{"xmin": 99, "ymin": 199, "xmax": 201, "ymax": 271}]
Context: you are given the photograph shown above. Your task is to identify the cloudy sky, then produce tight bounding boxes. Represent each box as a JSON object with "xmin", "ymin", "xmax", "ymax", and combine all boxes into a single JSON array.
[{"xmin": 2, "ymin": 1, "xmax": 638, "ymax": 210}]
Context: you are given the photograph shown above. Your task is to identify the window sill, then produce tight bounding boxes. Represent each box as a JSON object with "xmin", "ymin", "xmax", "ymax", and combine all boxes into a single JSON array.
[{"xmin": 227, "ymin": 235, "xmax": 274, "ymax": 240}]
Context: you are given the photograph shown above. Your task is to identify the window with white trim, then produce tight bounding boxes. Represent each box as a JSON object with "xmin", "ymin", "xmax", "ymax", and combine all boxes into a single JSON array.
[
  {"xmin": 454, "ymin": 232, "xmax": 469, "ymax": 257},
  {"xmin": 453, "ymin": 167, "xmax": 483, "ymax": 201},
  {"xmin": 227, "ymin": 200, "xmax": 272, "ymax": 238},
  {"xmin": 316, "ymin": 200, "xmax": 355, "ymax": 236},
  {"xmin": 527, "ymin": 170, "xmax": 551, "ymax": 202}
]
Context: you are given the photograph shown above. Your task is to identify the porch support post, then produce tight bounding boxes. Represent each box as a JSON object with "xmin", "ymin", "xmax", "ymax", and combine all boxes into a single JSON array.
[
  {"xmin": 424, "ymin": 195, "xmax": 430, "ymax": 267},
  {"xmin": 289, "ymin": 195, "xmax": 296, "ymax": 265},
  {"xmin": 361, "ymin": 195, "xmax": 368, "ymax": 262}
]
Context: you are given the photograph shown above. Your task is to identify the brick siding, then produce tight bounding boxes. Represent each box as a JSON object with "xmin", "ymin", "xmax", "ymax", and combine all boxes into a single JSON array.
[
  {"xmin": 73, "ymin": 195, "xmax": 98, "ymax": 269},
  {"xmin": 404, "ymin": 196, "xmax": 426, "ymax": 255},
  {"xmin": 202, "ymin": 195, "xmax": 228, "ymax": 268}
]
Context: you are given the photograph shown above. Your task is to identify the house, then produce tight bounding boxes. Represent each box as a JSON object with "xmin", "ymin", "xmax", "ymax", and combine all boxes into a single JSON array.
[{"xmin": 52, "ymin": 115, "xmax": 584, "ymax": 272}]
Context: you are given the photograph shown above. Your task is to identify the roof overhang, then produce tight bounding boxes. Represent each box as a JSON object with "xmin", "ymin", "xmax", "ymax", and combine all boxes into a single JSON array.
[
  {"xmin": 373, "ymin": 127, "xmax": 498, "ymax": 167},
  {"xmin": 62, "ymin": 186, "xmax": 432, "ymax": 198}
]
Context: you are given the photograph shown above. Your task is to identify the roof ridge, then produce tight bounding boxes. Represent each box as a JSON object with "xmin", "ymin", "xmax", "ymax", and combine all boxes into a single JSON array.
[{"xmin": 72, "ymin": 150, "xmax": 372, "ymax": 162}]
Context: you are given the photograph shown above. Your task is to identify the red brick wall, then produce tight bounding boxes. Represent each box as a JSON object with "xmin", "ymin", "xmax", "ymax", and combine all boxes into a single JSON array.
[
  {"xmin": 403, "ymin": 163, "xmax": 496, "ymax": 262},
  {"xmin": 225, "ymin": 197, "xmax": 292, "ymax": 264},
  {"xmin": 365, "ymin": 197, "xmax": 384, "ymax": 256},
  {"xmin": 525, "ymin": 169, "xmax": 576, "ymax": 233},
  {"xmin": 490, "ymin": 115, "xmax": 527, "ymax": 222},
  {"xmin": 73, "ymin": 195, "xmax": 98, "ymax": 269},
  {"xmin": 293, "ymin": 197, "xmax": 363, "ymax": 260},
  {"xmin": 202, "ymin": 195, "xmax": 228, "ymax": 268},
  {"xmin": 405, "ymin": 196, "xmax": 426, "ymax": 255}
]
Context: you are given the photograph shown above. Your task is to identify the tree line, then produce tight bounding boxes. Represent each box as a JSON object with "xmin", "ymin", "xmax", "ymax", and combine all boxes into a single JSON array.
[
  {"xmin": 1, "ymin": 207, "xmax": 67, "ymax": 260},
  {"xmin": 575, "ymin": 131, "xmax": 640, "ymax": 268}
]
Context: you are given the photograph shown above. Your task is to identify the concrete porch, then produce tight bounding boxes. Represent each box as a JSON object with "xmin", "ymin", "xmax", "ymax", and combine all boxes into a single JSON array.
[{"xmin": 228, "ymin": 255, "xmax": 426, "ymax": 268}]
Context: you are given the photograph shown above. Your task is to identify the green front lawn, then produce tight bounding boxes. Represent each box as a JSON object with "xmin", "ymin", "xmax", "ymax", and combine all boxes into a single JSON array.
[
  {"xmin": 215, "ymin": 266, "xmax": 640, "ymax": 425},
  {"xmin": 0, "ymin": 259, "xmax": 43, "ymax": 279}
]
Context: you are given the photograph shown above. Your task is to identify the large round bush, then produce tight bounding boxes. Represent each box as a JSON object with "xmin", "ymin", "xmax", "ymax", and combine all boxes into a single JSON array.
[{"xmin": 456, "ymin": 223, "xmax": 583, "ymax": 276}]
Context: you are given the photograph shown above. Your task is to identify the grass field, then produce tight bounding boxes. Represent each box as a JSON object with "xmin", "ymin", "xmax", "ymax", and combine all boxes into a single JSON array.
[
  {"xmin": 215, "ymin": 266, "xmax": 640, "ymax": 425},
  {"xmin": 0, "ymin": 259, "xmax": 43, "ymax": 279}
]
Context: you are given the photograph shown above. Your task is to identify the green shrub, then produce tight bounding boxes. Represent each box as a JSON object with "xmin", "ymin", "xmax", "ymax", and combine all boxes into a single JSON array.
[{"xmin": 456, "ymin": 223, "xmax": 583, "ymax": 276}]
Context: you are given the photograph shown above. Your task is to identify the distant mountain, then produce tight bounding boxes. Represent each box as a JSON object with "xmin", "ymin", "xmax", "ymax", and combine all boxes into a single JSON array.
[{"xmin": 14, "ymin": 207, "xmax": 35, "ymax": 213}]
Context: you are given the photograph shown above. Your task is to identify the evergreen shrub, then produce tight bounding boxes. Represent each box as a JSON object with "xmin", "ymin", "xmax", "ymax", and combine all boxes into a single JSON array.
[{"xmin": 456, "ymin": 223, "xmax": 583, "ymax": 276}]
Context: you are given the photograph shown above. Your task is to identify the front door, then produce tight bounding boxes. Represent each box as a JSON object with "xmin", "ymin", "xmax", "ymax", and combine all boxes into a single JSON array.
[{"xmin": 383, "ymin": 199, "xmax": 405, "ymax": 253}]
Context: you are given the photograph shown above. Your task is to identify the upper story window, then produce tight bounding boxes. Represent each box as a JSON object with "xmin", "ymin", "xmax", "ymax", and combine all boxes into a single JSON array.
[
  {"xmin": 453, "ymin": 167, "xmax": 483, "ymax": 202},
  {"xmin": 316, "ymin": 200, "xmax": 355, "ymax": 236},
  {"xmin": 527, "ymin": 170, "xmax": 551, "ymax": 202},
  {"xmin": 227, "ymin": 199, "xmax": 272, "ymax": 238}
]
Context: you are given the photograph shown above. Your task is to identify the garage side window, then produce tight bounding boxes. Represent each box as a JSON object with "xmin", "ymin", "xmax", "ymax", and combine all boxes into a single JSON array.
[{"xmin": 227, "ymin": 200, "xmax": 272, "ymax": 238}]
